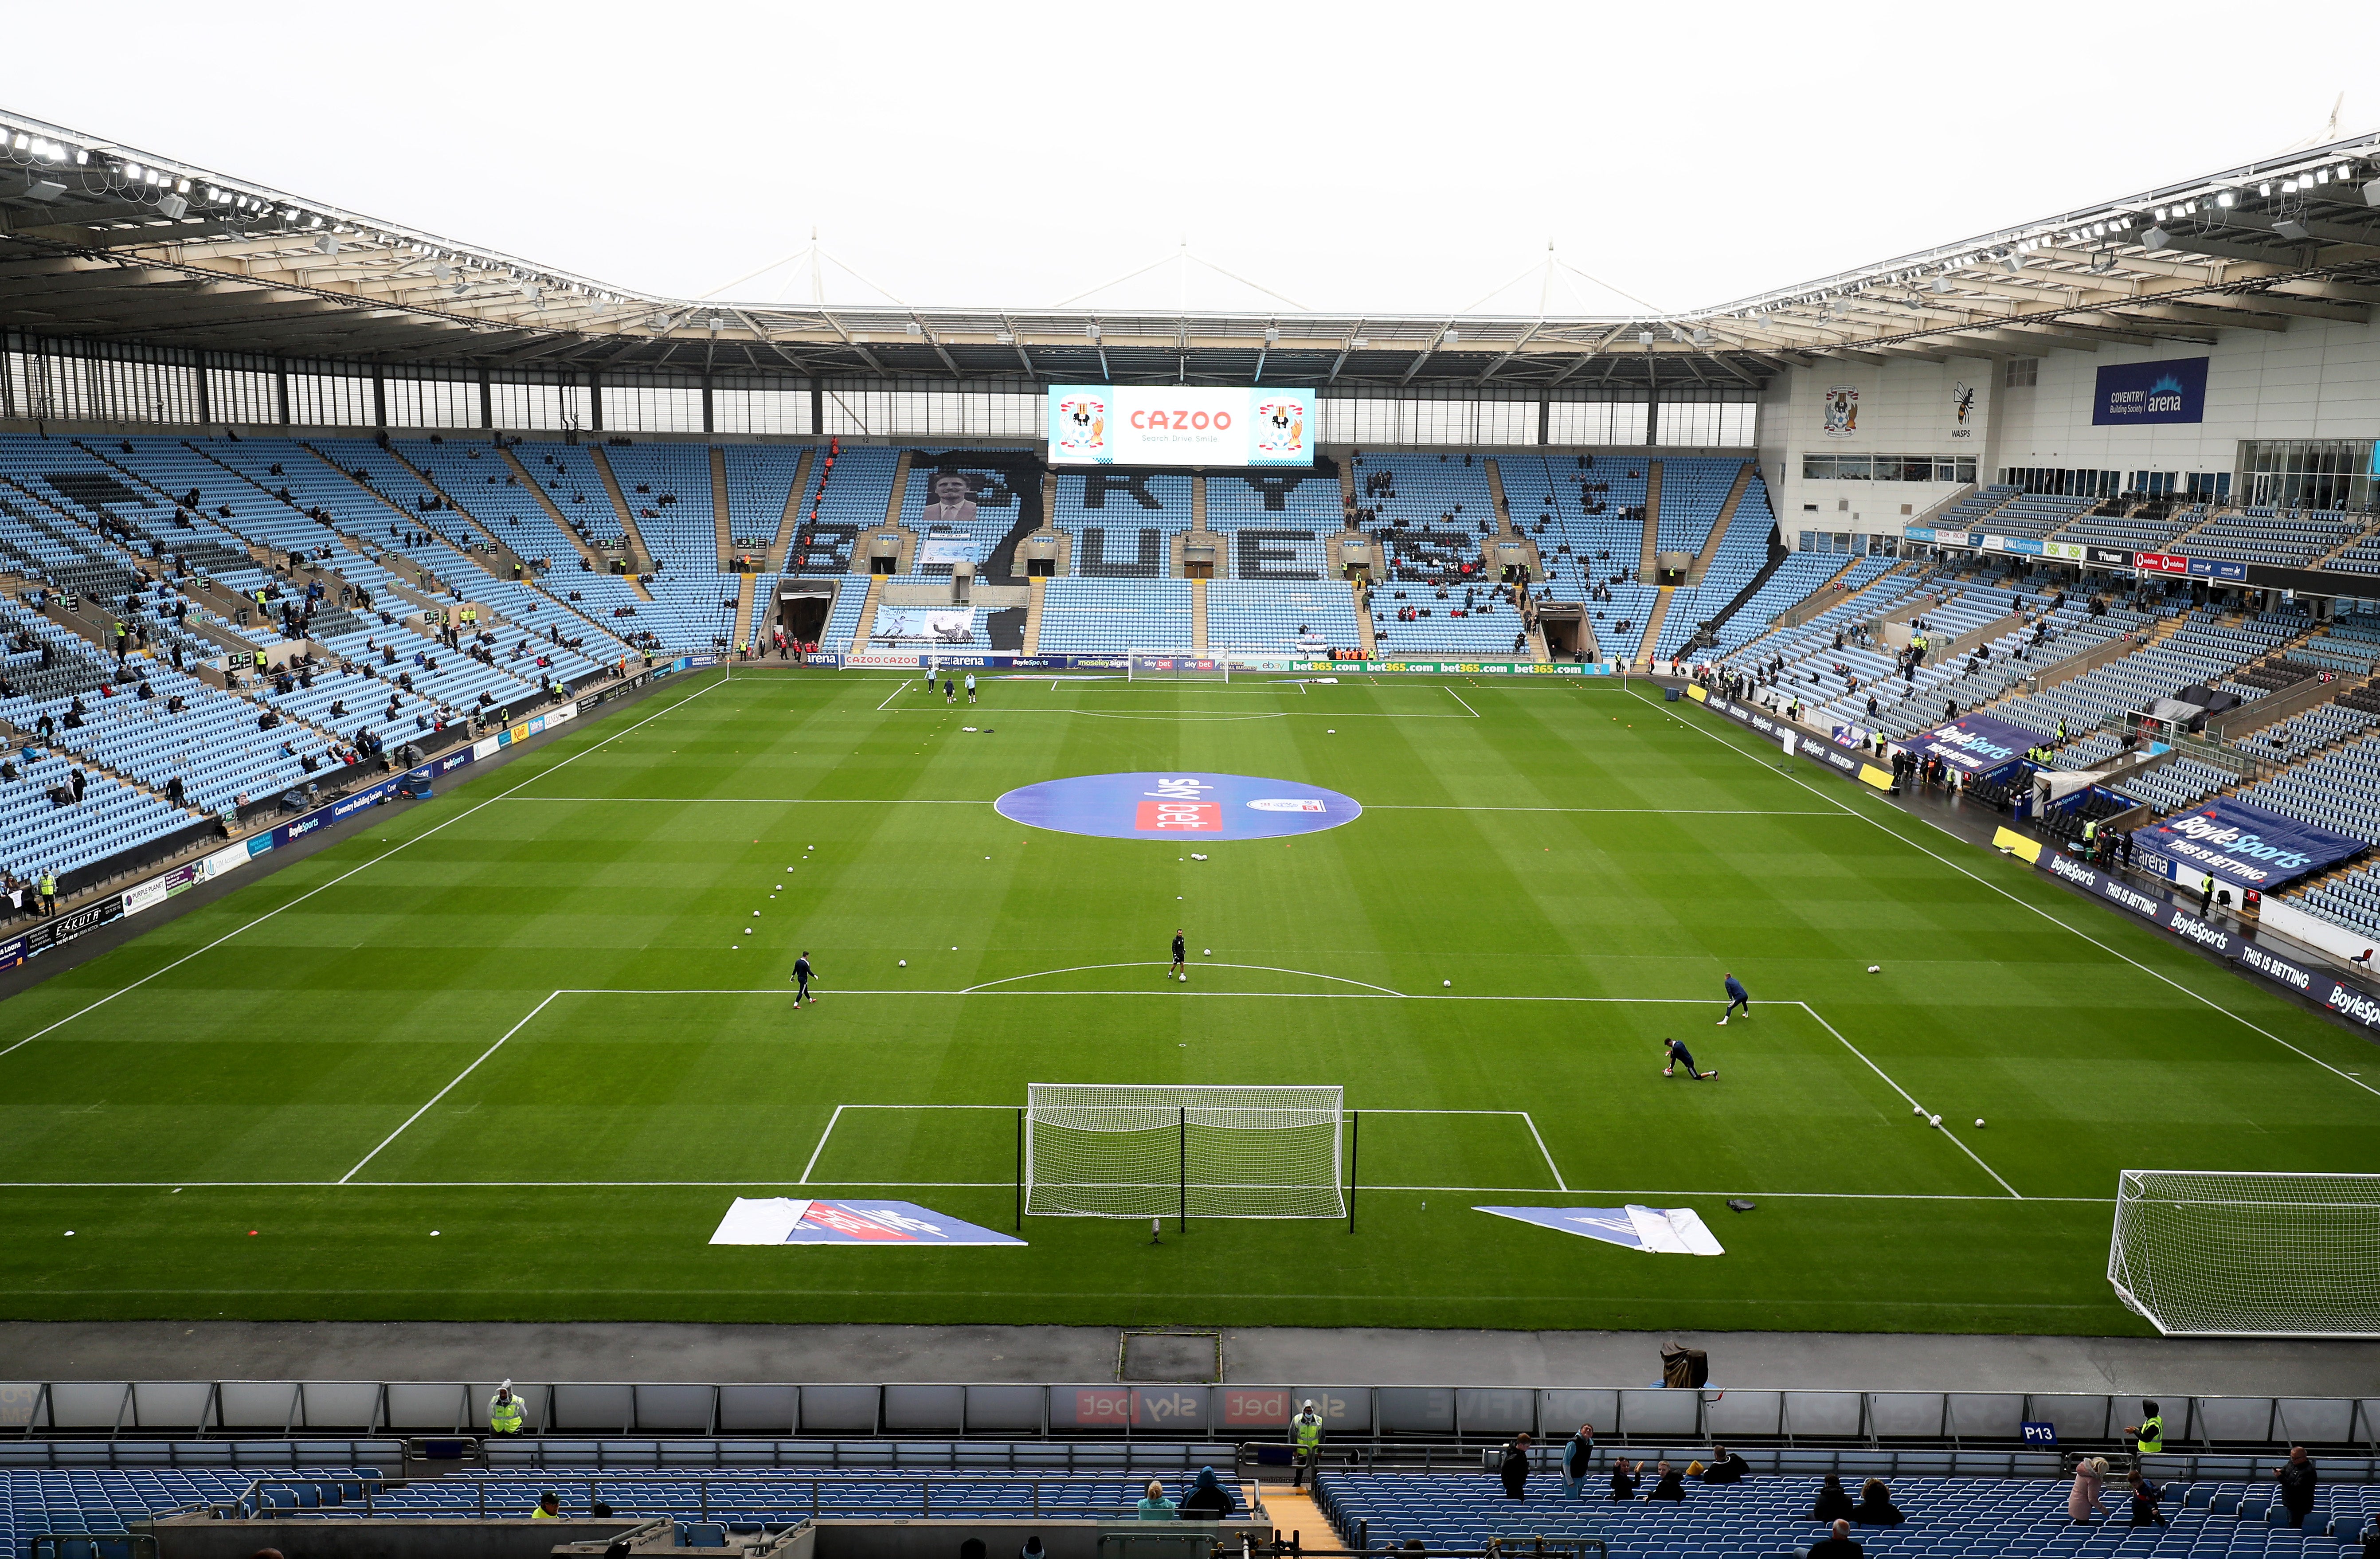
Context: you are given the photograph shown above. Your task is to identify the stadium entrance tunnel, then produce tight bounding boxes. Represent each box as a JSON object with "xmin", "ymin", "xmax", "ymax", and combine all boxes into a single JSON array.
[{"xmin": 994, "ymin": 772, "xmax": 1362, "ymax": 841}]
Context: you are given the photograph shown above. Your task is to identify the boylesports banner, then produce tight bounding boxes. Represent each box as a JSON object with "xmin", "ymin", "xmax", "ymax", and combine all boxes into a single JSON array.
[
  {"xmin": 2134, "ymin": 797, "xmax": 2369, "ymax": 892},
  {"xmin": 709, "ymin": 1197, "xmax": 1023, "ymax": 1246},
  {"xmin": 1909, "ymin": 712, "xmax": 2051, "ymax": 775}
]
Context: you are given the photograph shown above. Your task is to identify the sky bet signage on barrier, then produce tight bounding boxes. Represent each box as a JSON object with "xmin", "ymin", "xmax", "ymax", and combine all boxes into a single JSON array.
[{"xmin": 2093, "ymin": 356, "xmax": 2209, "ymax": 426}]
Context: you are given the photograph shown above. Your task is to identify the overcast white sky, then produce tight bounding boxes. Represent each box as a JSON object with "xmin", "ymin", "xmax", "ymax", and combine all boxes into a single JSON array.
[{"xmin": 11, "ymin": 0, "xmax": 2376, "ymax": 317}]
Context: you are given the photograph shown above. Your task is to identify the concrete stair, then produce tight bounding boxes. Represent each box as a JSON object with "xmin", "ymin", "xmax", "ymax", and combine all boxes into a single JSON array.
[
  {"xmin": 1484, "ymin": 457, "xmax": 1513, "ymax": 529},
  {"xmin": 1634, "ymin": 585, "xmax": 1673, "ymax": 667},
  {"xmin": 762, "ymin": 448, "xmax": 817, "ymax": 571},
  {"xmin": 1023, "ymin": 576, "xmax": 1045, "ymax": 654},
  {"xmin": 1692, "ymin": 462, "xmax": 1758, "ymax": 582},
  {"xmin": 380, "ymin": 445, "xmax": 534, "ymax": 580},
  {"xmin": 500, "ymin": 447, "xmax": 611, "ymax": 573},
  {"xmin": 733, "ymin": 572, "xmax": 757, "ymax": 650},
  {"xmin": 846, "ymin": 576, "xmax": 884, "ymax": 655},
  {"xmin": 589, "ymin": 447, "xmax": 656, "ymax": 576},
  {"xmin": 1190, "ymin": 578, "xmax": 1209, "ymax": 654},
  {"xmin": 710, "ymin": 447, "xmax": 734, "ymax": 569},
  {"xmin": 1639, "ymin": 459, "xmax": 1663, "ymax": 581}
]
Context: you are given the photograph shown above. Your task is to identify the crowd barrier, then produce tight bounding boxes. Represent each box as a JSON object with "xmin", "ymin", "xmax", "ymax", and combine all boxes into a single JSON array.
[{"xmin": 4, "ymin": 1383, "xmax": 2373, "ymax": 1453}]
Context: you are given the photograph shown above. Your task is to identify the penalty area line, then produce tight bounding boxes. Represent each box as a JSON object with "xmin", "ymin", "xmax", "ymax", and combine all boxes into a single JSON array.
[{"xmin": 337, "ymin": 991, "xmax": 563, "ymax": 1183}]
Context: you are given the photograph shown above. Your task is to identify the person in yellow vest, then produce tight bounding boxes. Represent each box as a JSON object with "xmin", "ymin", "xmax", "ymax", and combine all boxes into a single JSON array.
[
  {"xmin": 38, "ymin": 870, "xmax": 57, "ymax": 917},
  {"xmin": 1290, "ymin": 1399, "xmax": 1323, "ymax": 1488},
  {"xmin": 530, "ymin": 1491, "xmax": 560, "ymax": 1519},
  {"xmin": 489, "ymin": 1380, "xmax": 525, "ymax": 1436},
  {"xmin": 2125, "ymin": 1402, "xmax": 2164, "ymax": 1458}
]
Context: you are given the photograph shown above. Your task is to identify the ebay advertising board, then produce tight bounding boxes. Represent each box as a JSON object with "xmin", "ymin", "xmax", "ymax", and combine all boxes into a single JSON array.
[{"xmin": 1048, "ymin": 385, "xmax": 1314, "ymax": 466}]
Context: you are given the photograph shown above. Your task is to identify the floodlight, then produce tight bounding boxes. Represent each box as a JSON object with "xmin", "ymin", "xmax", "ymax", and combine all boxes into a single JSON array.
[
  {"xmin": 1636, "ymin": 330, "xmax": 1656, "ymax": 346},
  {"xmin": 1930, "ymin": 277, "xmax": 1953, "ymax": 294},
  {"xmin": 2274, "ymin": 219, "xmax": 2311, "ymax": 240},
  {"xmin": 2259, "ymin": 182, "xmax": 2274, "ymax": 197},
  {"xmin": 707, "ymin": 313, "xmax": 727, "ymax": 331},
  {"xmin": 1264, "ymin": 325, "xmax": 1279, "ymax": 344},
  {"xmin": 2141, "ymin": 227, "xmax": 2171, "ymax": 248},
  {"xmin": 2216, "ymin": 192, "xmax": 2235, "ymax": 208},
  {"xmin": 7, "ymin": 134, "xmax": 22, "ymax": 150},
  {"xmin": 1691, "ymin": 328, "xmax": 1710, "ymax": 345},
  {"xmin": 1085, "ymin": 322, "xmax": 1101, "ymax": 340},
  {"xmin": 316, "ymin": 234, "xmax": 338, "ymax": 255},
  {"xmin": 157, "ymin": 194, "xmax": 187, "ymax": 219},
  {"xmin": 2364, "ymin": 180, "xmax": 2380, "ymax": 208},
  {"xmin": 124, "ymin": 163, "xmax": 143, "ymax": 180},
  {"xmin": 1443, "ymin": 329, "xmax": 1459, "ymax": 344},
  {"xmin": 24, "ymin": 178, "xmax": 64, "ymax": 202},
  {"xmin": 904, "ymin": 321, "xmax": 922, "ymax": 336},
  {"xmin": 2000, "ymin": 254, "xmax": 2024, "ymax": 273}
]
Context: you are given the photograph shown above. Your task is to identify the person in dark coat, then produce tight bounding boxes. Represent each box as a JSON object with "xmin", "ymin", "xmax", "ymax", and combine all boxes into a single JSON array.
[
  {"xmin": 1699, "ymin": 1445, "xmax": 1750, "ymax": 1485},
  {"xmin": 1178, "ymin": 1467, "xmax": 1233, "ymax": 1519},
  {"xmin": 1808, "ymin": 1475, "xmax": 1855, "ymax": 1522},
  {"xmin": 1851, "ymin": 1479, "xmax": 1902, "ymax": 1526},
  {"xmin": 1499, "ymin": 1434, "xmax": 1531, "ymax": 1500},
  {"xmin": 2274, "ymin": 1446, "xmax": 2317, "ymax": 1528},
  {"xmin": 1646, "ymin": 1461, "xmax": 1687, "ymax": 1502},
  {"xmin": 1608, "ymin": 1460, "xmax": 1641, "ymax": 1501},
  {"xmin": 2127, "ymin": 1472, "xmax": 2167, "ymax": 1527},
  {"xmin": 1807, "ymin": 1519, "xmax": 1864, "ymax": 1559}
]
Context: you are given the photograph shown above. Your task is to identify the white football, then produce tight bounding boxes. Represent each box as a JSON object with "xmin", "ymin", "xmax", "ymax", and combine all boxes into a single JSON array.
[
  {"xmin": 1929, "ymin": 1114, "xmax": 1942, "ymax": 1128},
  {"xmin": 1204, "ymin": 948, "xmax": 1212, "ymax": 956},
  {"xmin": 1912, "ymin": 1103, "xmax": 1924, "ymax": 1117},
  {"xmin": 1178, "ymin": 973, "xmax": 1187, "ymax": 982},
  {"xmin": 898, "ymin": 959, "xmax": 907, "ymax": 967},
  {"xmin": 1975, "ymin": 1118, "xmax": 1986, "ymax": 1128},
  {"xmin": 1442, "ymin": 979, "xmax": 1452, "ymax": 987},
  {"xmin": 1867, "ymin": 965, "xmax": 1881, "ymax": 973}
]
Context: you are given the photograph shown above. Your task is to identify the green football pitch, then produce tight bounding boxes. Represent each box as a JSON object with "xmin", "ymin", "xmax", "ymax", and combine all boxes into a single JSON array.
[{"xmin": 2, "ymin": 667, "xmax": 2373, "ymax": 1334}]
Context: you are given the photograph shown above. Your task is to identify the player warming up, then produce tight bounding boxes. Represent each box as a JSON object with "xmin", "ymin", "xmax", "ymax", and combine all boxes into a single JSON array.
[
  {"xmin": 965, "ymin": 671, "xmax": 977, "ymax": 704},
  {"xmin": 1170, "ymin": 928, "xmax": 1188, "ymax": 983},
  {"xmin": 1719, "ymin": 971, "xmax": 1750, "ymax": 1025},
  {"xmin": 791, "ymin": 951, "xmax": 816, "ymax": 1006},
  {"xmin": 1663, "ymin": 1037, "xmax": 1716, "ymax": 1080}
]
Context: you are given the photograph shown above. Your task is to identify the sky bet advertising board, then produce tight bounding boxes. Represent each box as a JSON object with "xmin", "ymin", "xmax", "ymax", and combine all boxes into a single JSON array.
[
  {"xmin": 2092, "ymin": 356, "xmax": 2208, "ymax": 426},
  {"xmin": 1049, "ymin": 386, "xmax": 1314, "ymax": 466}
]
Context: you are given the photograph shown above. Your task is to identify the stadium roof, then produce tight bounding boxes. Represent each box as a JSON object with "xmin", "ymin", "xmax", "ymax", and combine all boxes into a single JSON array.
[{"xmin": 4, "ymin": 105, "xmax": 2379, "ymax": 391}]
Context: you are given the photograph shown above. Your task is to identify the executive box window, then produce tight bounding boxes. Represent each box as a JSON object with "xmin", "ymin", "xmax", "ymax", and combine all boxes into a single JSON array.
[
  {"xmin": 2004, "ymin": 358, "xmax": 2039, "ymax": 388},
  {"xmin": 1802, "ymin": 455, "xmax": 1976, "ymax": 482}
]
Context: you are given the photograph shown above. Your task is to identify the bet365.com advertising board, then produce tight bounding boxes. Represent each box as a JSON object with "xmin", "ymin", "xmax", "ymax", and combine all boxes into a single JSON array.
[{"xmin": 1048, "ymin": 385, "xmax": 1313, "ymax": 466}]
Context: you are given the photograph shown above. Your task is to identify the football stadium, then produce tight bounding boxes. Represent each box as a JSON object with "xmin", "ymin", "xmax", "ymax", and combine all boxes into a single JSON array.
[{"xmin": 5, "ymin": 35, "xmax": 2380, "ymax": 1559}]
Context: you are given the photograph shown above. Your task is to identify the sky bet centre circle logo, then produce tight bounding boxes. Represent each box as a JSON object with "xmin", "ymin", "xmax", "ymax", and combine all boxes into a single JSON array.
[{"xmin": 994, "ymin": 772, "xmax": 1362, "ymax": 842}]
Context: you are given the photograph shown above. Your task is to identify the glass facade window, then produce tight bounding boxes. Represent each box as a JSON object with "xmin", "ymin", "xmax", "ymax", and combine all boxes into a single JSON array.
[
  {"xmin": 1803, "ymin": 454, "xmax": 1974, "ymax": 482},
  {"xmin": 2238, "ymin": 439, "xmax": 2375, "ymax": 513}
]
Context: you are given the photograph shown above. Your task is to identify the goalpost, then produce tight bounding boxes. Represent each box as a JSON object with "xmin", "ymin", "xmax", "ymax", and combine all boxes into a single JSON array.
[
  {"xmin": 2108, "ymin": 1170, "xmax": 2380, "ymax": 1337},
  {"xmin": 1023, "ymin": 1084, "xmax": 1345, "ymax": 1221},
  {"xmin": 1127, "ymin": 650, "xmax": 1230, "ymax": 683}
]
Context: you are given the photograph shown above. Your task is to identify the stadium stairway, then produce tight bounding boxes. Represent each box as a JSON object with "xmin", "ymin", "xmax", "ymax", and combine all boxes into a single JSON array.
[
  {"xmin": 1694, "ymin": 463, "xmax": 1758, "ymax": 582},
  {"xmin": 589, "ymin": 448, "xmax": 655, "ymax": 575},
  {"xmin": 1635, "ymin": 587, "xmax": 1673, "ymax": 667},
  {"xmin": 1191, "ymin": 578, "xmax": 1209, "ymax": 653},
  {"xmin": 1023, "ymin": 576, "xmax": 1045, "ymax": 653},
  {"xmin": 847, "ymin": 576, "xmax": 886, "ymax": 655},
  {"xmin": 1639, "ymin": 460, "xmax": 1663, "ymax": 580},
  {"xmin": 499, "ymin": 447, "xmax": 612, "ymax": 574},
  {"xmin": 711, "ymin": 449, "xmax": 733, "ymax": 569},
  {"xmin": 734, "ymin": 574, "xmax": 757, "ymax": 649},
  {"xmin": 762, "ymin": 449, "xmax": 817, "ymax": 571},
  {"xmin": 1484, "ymin": 458, "xmax": 1513, "ymax": 528},
  {"xmin": 377, "ymin": 446, "xmax": 533, "ymax": 580}
]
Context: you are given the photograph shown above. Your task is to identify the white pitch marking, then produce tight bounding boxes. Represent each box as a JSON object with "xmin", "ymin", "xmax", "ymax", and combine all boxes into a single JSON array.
[
  {"xmin": 959, "ymin": 961, "xmax": 1403, "ymax": 997},
  {"xmin": 0, "ymin": 675, "xmax": 725, "ymax": 1065},
  {"xmin": 1448, "ymin": 688, "xmax": 1482, "ymax": 719},
  {"xmin": 338, "ymin": 990, "xmax": 564, "ymax": 1183},
  {"xmin": 797, "ymin": 1102, "xmax": 1017, "ymax": 1184}
]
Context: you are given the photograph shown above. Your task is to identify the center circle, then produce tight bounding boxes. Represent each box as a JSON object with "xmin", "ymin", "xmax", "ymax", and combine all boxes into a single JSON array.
[{"xmin": 994, "ymin": 772, "xmax": 1363, "ymax": 842}]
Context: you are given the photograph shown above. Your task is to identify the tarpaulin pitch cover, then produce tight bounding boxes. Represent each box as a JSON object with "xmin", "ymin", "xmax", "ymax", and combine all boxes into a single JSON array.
[
  {"xmin": 2137, "ymin": 797, "xmax": 2370, "ymax": 892},
  {"xmin": 1907, "ymin": 712, "xmax": 2051, "ymax": 774},
  {"xmin": 1475, "ymin": 1206, "xmax": 1725, "ymax": 1255}
]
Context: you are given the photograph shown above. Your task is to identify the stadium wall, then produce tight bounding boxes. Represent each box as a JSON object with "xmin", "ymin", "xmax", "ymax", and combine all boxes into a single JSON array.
[{"xmin": 1765, "ymin": 355, "xmax": 1999, "ymax": 545}]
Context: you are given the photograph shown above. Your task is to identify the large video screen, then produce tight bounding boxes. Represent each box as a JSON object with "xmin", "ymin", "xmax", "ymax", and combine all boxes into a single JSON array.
[{"xmin": 1047, "ymin": 386, "xmax": 1314, "ymax": 467}]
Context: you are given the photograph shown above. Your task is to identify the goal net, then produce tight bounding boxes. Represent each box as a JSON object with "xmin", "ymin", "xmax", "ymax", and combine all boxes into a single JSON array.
[
  {"xmin": 1025, "ymin": 1083, "xmax": 1344, "ymax": 1219},
  {"xmin": 2108, "ymin": 1170, "xmax": 2380, "ymax": 1337},
  {"xmin": 1127, "ymin": 651, "xmax": 1230, "ymax": 683}
]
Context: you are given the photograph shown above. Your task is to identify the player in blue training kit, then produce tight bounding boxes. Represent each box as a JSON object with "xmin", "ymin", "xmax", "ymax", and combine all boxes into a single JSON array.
[
  {"xmin": 1719, "ymin": 972, "xmax": 1750, "ymax": 1024},
  {"xmin": 1664, "ymin": 1037, "xmax": 1716, "ymax": 1080}
]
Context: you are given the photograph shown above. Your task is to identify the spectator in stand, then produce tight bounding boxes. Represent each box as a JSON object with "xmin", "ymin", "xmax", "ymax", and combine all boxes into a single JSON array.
[
  {"xmin": 2274, "ymin": 1445, "xmax": 2318, "ymax": 1528},
  {"xmin": 1808, "ymin": 1474, "xmax": 1855, "ymax": 1522},
  {"xmin": 1499, "ymin": 1433, "xmax": 1531, "ymax": 1499},
  {"xmin": 2069, "ymin": 1456, "xmax": 2110, "ymax": 1523},
  {"xmin": 1135, "ymin": 1481, "xmax": 1177, "ymax": 1521},
  {"xmin": 1178, "ymin": 1467, "xmax": 1233, "ymax": 1518},
  {"xmin": 1646, "ymin": 1461, "xmax": 1686, "ymax": 1502},
  {"xmin": 1561, "ymin": 1424, "xmax": 1595, "ymax": 1497},
  {"xmin": 1807, "ymin": 1520, "xmax": 1864, "ymax": 1559},
  {"xmin": 1608, "ymin": 1459, "xmax": 1642, "ymax": 1502},
  {"xmin": 1698, "ymin": 1445, "xmax": 1749, "ymax": 1484},
  {"xmin": 2127, "ymin": 1471, "xmax": 2167, "ymax": 1528},
  {"xmin": 1851, "ymin": 1479, "xmax": 1903, "ymax": 1525}
]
